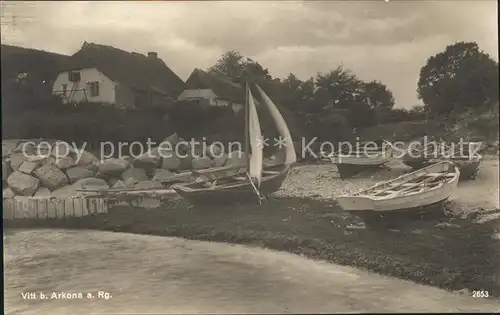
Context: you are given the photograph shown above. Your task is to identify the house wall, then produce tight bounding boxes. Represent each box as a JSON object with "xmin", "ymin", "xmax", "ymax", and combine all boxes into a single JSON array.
[
  {"xmin": 178, "ymin": 88, "xmax": 240, "ymax": 108},
  {"xmin": 52, "ymin": 68, "xmax": 115, "ymax": 104},
  {"xmin": 114, "ymin": 84, "xmax": 137, "ymax": 109}
]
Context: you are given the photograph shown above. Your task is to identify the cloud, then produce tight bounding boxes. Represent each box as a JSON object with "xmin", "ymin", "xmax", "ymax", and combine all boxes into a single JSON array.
[{"xmin": 1, "ymin": 0, "xmax": 497, "ymax": 108}]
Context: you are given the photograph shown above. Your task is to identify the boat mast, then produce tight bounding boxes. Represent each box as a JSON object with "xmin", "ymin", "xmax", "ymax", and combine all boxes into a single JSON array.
[{"xmin": 244, "ymin": 81, "xmax": 250, "ymax": 172}]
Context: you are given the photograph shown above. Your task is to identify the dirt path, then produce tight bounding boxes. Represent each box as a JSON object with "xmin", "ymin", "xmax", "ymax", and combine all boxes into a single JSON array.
[{"xmin": 4, "ymin": 229, "xmax": 500, "ymax": 314}]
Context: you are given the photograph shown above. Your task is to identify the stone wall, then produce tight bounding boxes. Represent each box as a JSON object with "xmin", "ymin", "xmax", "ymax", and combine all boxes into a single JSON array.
[{"xmin": 2, "ymin": 134, "xmax": 275, "ymax": 214}]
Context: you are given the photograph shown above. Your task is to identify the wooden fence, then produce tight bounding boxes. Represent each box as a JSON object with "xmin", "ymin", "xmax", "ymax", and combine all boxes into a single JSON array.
[{"xmin": 3, "ymin": 196, "xmax": 108, "ymax": 220}]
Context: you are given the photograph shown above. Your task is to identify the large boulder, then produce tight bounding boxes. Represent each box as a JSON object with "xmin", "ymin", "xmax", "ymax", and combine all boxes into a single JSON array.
[
  {"xmin": 178, "ymin": 155, "xmax": 194, "ymax": 170},
  {"xmin": 98, "ymin": 158, "xmax": 130, "ymax": 177},
  {"xmin": 73, "ymin": 177, "xmax": 109, "ymax": 190},
  {"xmin": 65, "ymin": 166, "xmax": 96, "ymax": 184},
  {"xmin": 51, "ymin": 141, "xmax": 72, "ymax": 158},
  {"xmin": 8, "ymin": 153, "xmax": 28, "ymax": 171},
  {"xmin": 7, "ymin": 171, "xmax": 39, "ymax": 196},
  {"xmin": 124, "ymin": 177, "xmax": 139, "ymax": 188},
  {"xmin": 107, "ymin": 178, "xmax": 120, "ymax": 187},
  {"xmin": 33, "ymin": 164, "xmax": 69, "ymax": 190},
  {"xmin": 54, "ymin": 156, "xmax": 76, "ymax": 169},
  {"xmin": 2, "ymin": 140, "xmax": 19, "ymax": 157},
  {"xmin": 34, "ymin": 187, "xmax": 51, "ymax": 197},
  {"xmin": 111, "ymin": 180, "xmax": 127, "ymax": 189},
  {"xmin": 50, "ymin": 185, "xmax": 82, "ymax": 197},
  {"xmin": 212, "ymin": 154, "xmax": 227, "ymax": 167},
  {"xmin": 121, "ymin": 167, "xmax": 148, "ymax": 183},
  {"xmin": 160, "ymin": 151, "xmax": 181, "ymax": 170},
  {"xmin": 206, "ymin": 142, "xmax": 225, "ymax": 158},
  {"xmin": 121, "ymin": 155, "xmax": 133, "ymax": 162},
  {"xmin": 190, "ymin": 143, "xmax": 206, "ymax": 159},
  {"xmin": 133, "ymin": 148, "xmax": 161, "ymax": 171},
  {"xmin": 14, "ymin": 141, "xmax": 36, "ymax": 156},
  {"xmin": 226, "ymin": 150, "xmax": 248, "ymax": 167},
  {"xmin": 18, "ymin": 161, "xmax": 39, "ymax": 175},
  {"xmin": 2, "ymin": 160, "xmax": 12, "ymax": 181},
  {"xmin": 192, "ymin": 156, "xmax": 214, "ymax": 170},
  {"xmin": 76, "ymin": 150, "xmax": 99, "ymax": 166},
  {"xmin": 152, "ymin": 169, "xmax": 174, "ymax": 182},
  {"xmin": 3, "ymin": 187, "xmax": 16, "ymax": 199},
  {"xmin": 36, "ymin": 140, "xmax": 54, "ymax": 156},
  {"xmin": 85, "ymin": 161, "xmax": 100, "ymax": 173},
  {"xmin": 162, "ymin": 133, "xmax": 182, "ymax": 148},
  {"xmin": 27, "ymin": 154, "xmax": 50, "ymax": 165},
  {"xmin": 134, "ymin": 180, "xmax": 163, "ymax": 190}
]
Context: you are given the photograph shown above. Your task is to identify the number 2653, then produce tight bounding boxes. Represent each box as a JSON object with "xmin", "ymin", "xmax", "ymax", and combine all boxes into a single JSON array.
[{"xmin": 472, "ymin": 290, "xmax": 489, "ymax": 298}]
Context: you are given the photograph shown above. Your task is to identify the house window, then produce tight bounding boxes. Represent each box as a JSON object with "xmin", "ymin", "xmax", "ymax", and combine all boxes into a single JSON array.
[
  {"xmin": 62, "ymin": 84, "xmax": 67, "ymax": 97},
  {"xmin": 68, "ymin": 71, "xmax": 81, "ymax": 82},
  {"xmin": 86, "ymin": 81, "xmax": 100, "ymax": 97},
  {"xmin": 16, "ymin": 72, "xmax": 28, "ymax": 83}
]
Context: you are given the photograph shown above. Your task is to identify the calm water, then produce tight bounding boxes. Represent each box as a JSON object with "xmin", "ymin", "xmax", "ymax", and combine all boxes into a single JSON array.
[{"xmin": 4, "ymin": 229, "xmax": 499, "ymax": 314}]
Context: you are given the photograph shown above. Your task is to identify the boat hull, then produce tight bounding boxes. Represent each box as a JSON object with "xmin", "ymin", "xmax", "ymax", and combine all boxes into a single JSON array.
[
  {"xmin": 172, "ymin": 166, "xmax": 290, "ymax": 206},
  {"xmin": 337, "ymin": 162, "xmax": 460, "ymax": 213},
  {"xmin": 335, "ymin": 163, "xmax": 387, "ymax": 179},
  {"xmin": 347, "ymin": 200, "xmax": 448, "ymax": 229},
  {"xmin": 337, "ymin": 176, "xmax": 458, "ymax": 212},
  {"xmin": 403, "ymin": 157, "xmax": 481, "ymax": 180},
  {"xmin": 454, "ymin": 159, "xmax": 482, "ymax": 180},
  {"xmin": 331, "ymin": 149, "xmax": 392, "ymax": 179}
]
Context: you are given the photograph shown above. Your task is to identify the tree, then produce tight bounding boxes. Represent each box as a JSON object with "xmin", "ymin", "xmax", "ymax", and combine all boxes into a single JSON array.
[
  {"xmin": 282, "ymin": 73, "xmax": 302, "ymax": 91},
  {"xmin": 207, "ymin": 51, "xmax": 273, "ymax": 80},
  {"xmin": 207, "ymin": 50, "xmax": 245, "ymax": 79},
  {"xmin": 417, "ymin": 41, "xmax": 499, "ymax": 116},
  {"xmin": 360, "ymin": 80, "xmax": 395, "ymax": 110},
  {"xmin": 281, "ymin": 74, "xmax": 316, "ymax": 113},
  {"xmin": 244, "ymin": 58, "xmax": 272, "ymax": 80},
  {"xmin": 314, "ymin": 66, "xmax": 362, "ymax": 110}
]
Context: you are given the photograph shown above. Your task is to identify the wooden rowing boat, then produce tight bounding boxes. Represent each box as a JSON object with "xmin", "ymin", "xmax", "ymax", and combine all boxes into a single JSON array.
[
  {"xmin": 322, "ymin": 140, "xmax": 393, "ymax": 179},
  {"xmin": 337, "ymin": 161, "xmax": 460, "ymax": 227},
  {"xmin": 171, "ymin": 79, "xmax": 296, "ymax": 206},
  {"xmin": 402, "ymin": 141, "xmax": 483, "ymax": 180}
]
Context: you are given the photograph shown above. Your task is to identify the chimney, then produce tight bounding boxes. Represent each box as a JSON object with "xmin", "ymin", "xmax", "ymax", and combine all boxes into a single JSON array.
[{"xmin": 147, "ymin": 52, "xmax": 158, "ymax": 59}]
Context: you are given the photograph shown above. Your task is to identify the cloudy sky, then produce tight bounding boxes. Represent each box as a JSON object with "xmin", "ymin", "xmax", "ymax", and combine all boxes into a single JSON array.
[{"xmin": 1, "ymin": 1, "xmax": 497, "ymax": 108}]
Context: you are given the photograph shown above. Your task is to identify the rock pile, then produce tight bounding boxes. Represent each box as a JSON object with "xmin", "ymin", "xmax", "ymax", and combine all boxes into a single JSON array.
[{"xmin": 2, "ymin": 134, "xmax": 259, "ymax": 200}]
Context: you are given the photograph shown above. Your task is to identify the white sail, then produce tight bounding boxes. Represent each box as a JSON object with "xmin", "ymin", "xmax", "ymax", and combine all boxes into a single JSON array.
[
  {"xmin": 247, "ymin": 88, "xmax": 263, "ymax": 186},
  {"xmin": 255, "ymin": 84, "xmax": 297, "ymax": 165}
]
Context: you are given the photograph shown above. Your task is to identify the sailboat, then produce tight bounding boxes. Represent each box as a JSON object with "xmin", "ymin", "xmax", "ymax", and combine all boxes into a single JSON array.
[{"xmin": 171, "ymin": 80, "xmax": 296, "ymax": 206}]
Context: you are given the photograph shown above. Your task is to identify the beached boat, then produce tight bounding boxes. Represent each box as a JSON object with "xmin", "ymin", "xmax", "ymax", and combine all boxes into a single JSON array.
[
  {"xmin": 171, "ymin": 80, "xmax": 296, "ymax": 206},
  {"xmin": 337, "ymin": 161, "xmax": 460, "ymax": 227},
  {"xmin": 321, "ymin": 140, "xmax": 393, "ymax": 179},
  {"xmin": 402, "ymin": 141, "xmax": 483, "ymax": 180}
]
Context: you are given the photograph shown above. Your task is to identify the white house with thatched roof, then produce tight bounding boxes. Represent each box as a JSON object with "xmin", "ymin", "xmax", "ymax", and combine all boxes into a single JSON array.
[{"xmin": 52, "ymin": 42, "xmax": 185, "ymax": 109}]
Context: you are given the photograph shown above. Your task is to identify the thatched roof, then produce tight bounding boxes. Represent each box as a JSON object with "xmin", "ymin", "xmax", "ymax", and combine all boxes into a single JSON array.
[
  {"xmin": 62, "ymin": 42, "xmax": 186, "ymax": 98},
  {"xmin": 185, "ymin": 68, "xmax": 245, "ymax": 104},
  {"xmin": 1, "ymin": 44, "xmax": 71, "ymax": 82}
]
